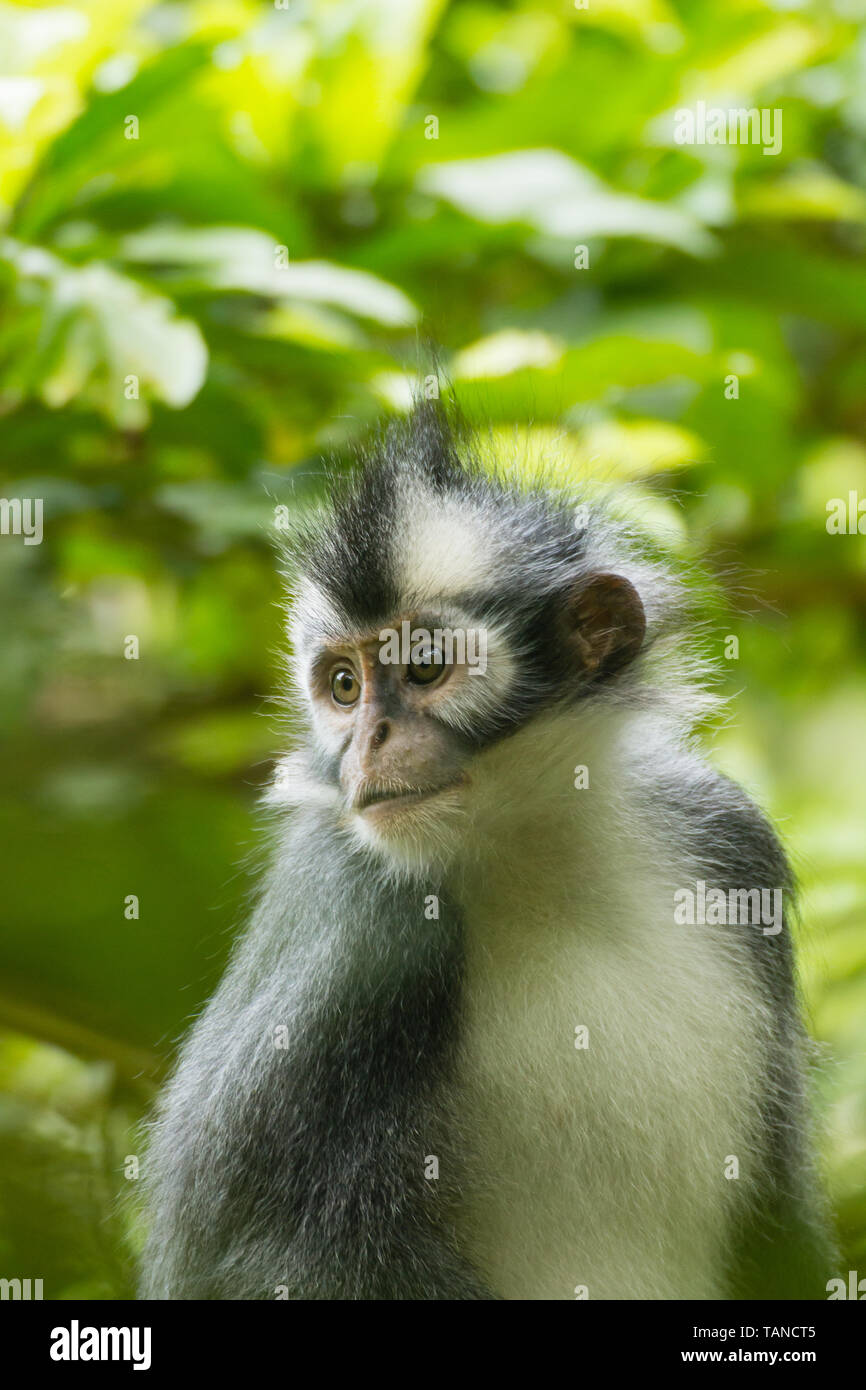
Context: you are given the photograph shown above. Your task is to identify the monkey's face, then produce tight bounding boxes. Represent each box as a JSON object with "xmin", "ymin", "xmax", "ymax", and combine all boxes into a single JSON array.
[
  {"xmin": 303, "ymin": 610, "xmax": 503, "ymax": 865},
  {"xmin": 291, "ymin": 574, "xmax": 646, "ymax": 871},
  {"xmin": 283, "ymin": 436, "xmax": 649, "ymax": 870}
]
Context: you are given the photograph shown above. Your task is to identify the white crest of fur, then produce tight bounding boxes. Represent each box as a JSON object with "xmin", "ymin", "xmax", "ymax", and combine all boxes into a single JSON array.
[{"xmin": 392, "ymin": 479, "xmax": 495, "ymax": 601}]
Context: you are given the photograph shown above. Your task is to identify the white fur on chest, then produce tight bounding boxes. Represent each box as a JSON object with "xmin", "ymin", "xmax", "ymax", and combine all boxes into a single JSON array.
[{"xmin": 452, "ymin": 851, "xmax": 765, "ymax": 1300}]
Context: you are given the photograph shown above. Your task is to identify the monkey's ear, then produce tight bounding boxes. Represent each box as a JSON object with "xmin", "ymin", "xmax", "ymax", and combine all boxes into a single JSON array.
[{"xmin": 563, "ymin": 573, "xmax": 646, "ymax": 679}]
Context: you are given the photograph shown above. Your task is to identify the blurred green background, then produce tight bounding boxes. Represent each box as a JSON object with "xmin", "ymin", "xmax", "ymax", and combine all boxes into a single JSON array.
[{"xmin": 1, "ymin": 0, "xmax": 865, "ymax": 1299}]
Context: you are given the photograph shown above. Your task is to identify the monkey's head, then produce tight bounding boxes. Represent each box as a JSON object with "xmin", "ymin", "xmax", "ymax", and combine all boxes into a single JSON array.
[{"xmin": 274, "ymin": 401, "xmax": 685, "ymax": 871}]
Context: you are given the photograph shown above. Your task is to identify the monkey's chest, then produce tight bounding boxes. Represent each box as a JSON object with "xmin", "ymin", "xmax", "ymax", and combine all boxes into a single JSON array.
[{"xmin": 450, "ymin": 901, "xmax": 760, "ymax": 1300}]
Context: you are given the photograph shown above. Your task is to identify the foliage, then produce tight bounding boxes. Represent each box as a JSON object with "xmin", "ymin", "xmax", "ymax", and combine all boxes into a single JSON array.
[{"xmin": 1, "ymin": 0, "xmax": 865, "ymax": 1297}]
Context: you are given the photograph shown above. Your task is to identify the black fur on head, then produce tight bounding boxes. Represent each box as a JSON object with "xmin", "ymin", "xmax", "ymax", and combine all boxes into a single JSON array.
[{"xmin": 285, "ymin": 396, "xmax": 702, "ymax": 745}]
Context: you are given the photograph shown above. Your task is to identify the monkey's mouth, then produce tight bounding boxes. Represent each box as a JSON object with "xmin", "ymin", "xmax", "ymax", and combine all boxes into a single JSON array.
[{"xmin": 355, "ymin": 778, "xmax": 464, "ymax": 814}]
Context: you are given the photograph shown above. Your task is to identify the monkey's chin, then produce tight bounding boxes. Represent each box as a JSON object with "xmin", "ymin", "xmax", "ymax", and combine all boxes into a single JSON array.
[{"xmin": 350, "ymin": 782, "xmax": 466, "ymax": 871}]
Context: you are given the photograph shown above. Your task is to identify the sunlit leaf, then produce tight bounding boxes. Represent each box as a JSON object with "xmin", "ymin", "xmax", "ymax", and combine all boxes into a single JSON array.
[
  {"xmin": 420, "ymin": 149, "xmax": 716, "ymax": 255},
  {"xmin": 0, "ymin": 238, "xmax": 207, "ymax": 423},
  {"xmin": 122, "ymin": 224, "xmax": 418, "ymax": 325}
]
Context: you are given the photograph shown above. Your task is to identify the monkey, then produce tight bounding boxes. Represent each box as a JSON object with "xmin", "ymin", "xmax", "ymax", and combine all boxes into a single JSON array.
[{"xmin": 139, "ymin": 399, "xmax": 835, "ymax": 1301}]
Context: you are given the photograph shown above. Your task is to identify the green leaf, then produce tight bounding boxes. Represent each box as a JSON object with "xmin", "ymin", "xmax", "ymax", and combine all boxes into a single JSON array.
[
  {"xmin": 10, "ymin": 40, "xmax": 213, "ymax": 239},
  {"xmin": 419, "ymin": 149, "xmax": 716, "ymax": 255},
  {"xmin": 0, "ymin": 238, "xmax": 207, "ymax": 423},
  {"xmin": 122, "ymin": 225, "xmax": 418, "ymax": 325}
]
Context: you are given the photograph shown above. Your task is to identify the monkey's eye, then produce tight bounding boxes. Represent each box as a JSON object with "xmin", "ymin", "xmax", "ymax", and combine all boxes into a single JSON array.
[
  {"xmin": 330, "ymin": 666, "xmax": 361, "ymax": 706},
  {"xmin": 406, "ymin": 645, "xmax": 446, "ymax": 686}
]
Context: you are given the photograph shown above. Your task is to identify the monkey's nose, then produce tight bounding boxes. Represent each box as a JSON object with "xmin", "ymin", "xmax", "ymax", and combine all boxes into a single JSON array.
[{"xmin": 370, "ymin": 720, "xmax": 389, "ymax": 749}]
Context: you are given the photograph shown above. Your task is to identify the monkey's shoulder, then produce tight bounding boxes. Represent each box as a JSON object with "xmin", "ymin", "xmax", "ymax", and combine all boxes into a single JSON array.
[{"xmin": 644, "ymin": 757, "xmax": 793, "ymax": 892}]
